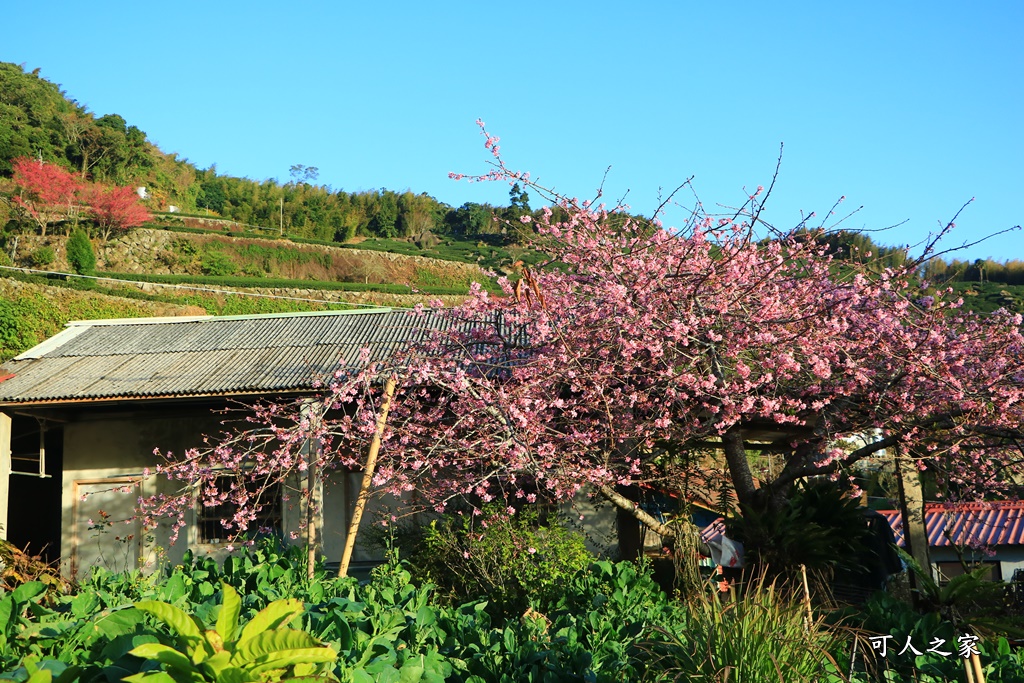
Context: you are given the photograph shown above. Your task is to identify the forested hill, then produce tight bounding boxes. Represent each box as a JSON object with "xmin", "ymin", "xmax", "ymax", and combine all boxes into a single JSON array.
[
  {"xmin": 0, "ymin": 61, "xmax": 525, "ymax": 242},
  {"xmin": 0, "ymin": 60, "xmax": 1020, "ymax": 295}
]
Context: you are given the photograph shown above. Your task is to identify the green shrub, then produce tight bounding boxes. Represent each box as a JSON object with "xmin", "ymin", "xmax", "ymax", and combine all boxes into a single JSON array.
[
  {"xmin": 29, "ymin": 246, "xmax": 54, "ymax": 267},
  {"xmin": 241, "ymin": 262, "xmax": 265, "ymax": 277},
  {"xmin": 726, "ymin": 478, "xmax": 874, "ymax": 586},
  {"xmin": 65, "ymin": 230, "xmax": 96, "ymax": 275},
  {"xmin": 411, "ymin": 505, "xmax": 593, "ymax": 617},
  {"xmin": 201, "ymin": 249, "xmax": 236, "ymax": 276}
]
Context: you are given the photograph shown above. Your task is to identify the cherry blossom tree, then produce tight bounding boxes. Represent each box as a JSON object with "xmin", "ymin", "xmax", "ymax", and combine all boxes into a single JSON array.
[
  {"xmin": 139, "ymin": 123, "xmax": 1024, "ymax": 565},
  {"xmin": 10, "ymin": 157, "xmax": 83, "ymax": 235},
  {"xmin": 357, "ymin": 124, "xmax": 1021, "ymax": 536}
]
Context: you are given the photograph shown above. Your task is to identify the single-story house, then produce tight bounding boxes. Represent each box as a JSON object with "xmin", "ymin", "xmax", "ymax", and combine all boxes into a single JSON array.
[
  {"xmin": 879, "ymin": 501, "xmax": 1024, "ymax": 582},
  {"xmin": 0, "ymin": 307, "xmax": 744, "ymax": 580},
  {"xmin": 0, "ymin": 308, "xmax": 456, "ymax": 578}
]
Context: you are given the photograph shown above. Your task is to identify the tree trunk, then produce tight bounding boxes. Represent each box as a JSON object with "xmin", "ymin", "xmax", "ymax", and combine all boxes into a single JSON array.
[
  {"xmin": 896, "ymin": 446, "xmax": 931, "ymax": 605},
  {"xmin": 338, "ymin": 376, "xmax": 397, "ymax": 577},
  {"xmin": 721, "ymin": 426, "xmax": 757, "ymax": 507},
  {"xmin": 301, "ymin": 401, "xmax": 324, "ymax": 580}
]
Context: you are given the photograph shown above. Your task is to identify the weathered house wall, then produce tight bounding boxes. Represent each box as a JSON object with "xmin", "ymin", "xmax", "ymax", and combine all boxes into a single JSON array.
[{"xmin": 57, "ymin": 407, "xmax": 398, "ymax": 579}]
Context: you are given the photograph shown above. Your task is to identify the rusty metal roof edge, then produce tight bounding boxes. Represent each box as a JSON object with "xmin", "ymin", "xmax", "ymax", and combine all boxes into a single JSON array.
[{"xmin": 0, "ymin": 386, "xmax": 317, "ymax": 409}]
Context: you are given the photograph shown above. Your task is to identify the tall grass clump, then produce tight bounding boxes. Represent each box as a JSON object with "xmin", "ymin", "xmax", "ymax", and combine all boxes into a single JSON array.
[{"xmin": 645, "ymin": 578, "xmax": 845, "ymax": 682}]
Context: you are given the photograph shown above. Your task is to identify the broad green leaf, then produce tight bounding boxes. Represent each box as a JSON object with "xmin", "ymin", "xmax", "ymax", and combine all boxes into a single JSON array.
[
  {"xmin": 399, "ymin": 659, "xmax": 425, "ymax": 683},
  {"xmin": 129, "ymin": 643, "xmax": 196, "ymax": 673},
  {"xmin": 238, "ymin": 599, "xmax": 303, "ymax": 645},
  {"xmin": 0, "ymin": 599, "xmax": 12, "ymax": 650},
  {"xmin": 368, "ymin": 669, "xmax": 400, "ymax": 683},
  {"xmin": 101, "ymin": 632, "xmax": 159, "ymax": 662},
  {"xmin": 12, "ymin": 581, "xmax": 46, "ymax": 604},
  {"xmin": 135, "ymin": 600, "xmax": 204, "ymax": 641},
  {"xmin": 71, "ymin": 591, "xmax": 100, "ymax": 618},
  {"xmin": 123, "ymin": 672, "xmax": 179, "ymax": 683},
  {"xmin": 246, "ymin": 648, "xmax": 339, "ymax": 675},
  {"xmin": 231, "ymin": 629, "xmax": 322, "ymax": 665},
  {"xmin": 52, "ymin": 665, "xmax": 81, "ymax": 683},
  {"xmin": 216, "ymin": 583, "xmax": 242, "ymax": 642},
  {"xmin": 159, "ymin": 572, "xmax": 188, "ymax": 604},
  {"xmin": 26, "ymin": 669, "xmax": 52, "ymax": 683},
  {"xmin": 331, "ymin": 615, "xmax": 353, "ymax": 652},
  {"xmin": 216, "ymin": 668, "xmax": 251, "ymax": 683},
  {"xmin": 198, "ymin": 650, "xmax": 233, "ymax": 678},
  {"xmin": 291, "ymin": 663, "xmax": 317, "ymax": 677},
  {"xmin": 96, "ymin": 608, "xmax": 146, "ymax": 638},
  {"xmin": 415, "ymin": 606, "xmax": 436, "ymax": 629}
]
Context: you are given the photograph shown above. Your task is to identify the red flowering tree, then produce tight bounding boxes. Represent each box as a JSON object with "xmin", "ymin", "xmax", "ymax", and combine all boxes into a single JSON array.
[
  {"xmin": 139, "ymin": 124, "xmax": 1024, "ymax": 568},
  {"xmin": 84, "ymin": 183, "xmax": 151, "ymax": 240},
  {"xmin": 10, "ymin": 157, "xmax": 83, "ymax": 236}
]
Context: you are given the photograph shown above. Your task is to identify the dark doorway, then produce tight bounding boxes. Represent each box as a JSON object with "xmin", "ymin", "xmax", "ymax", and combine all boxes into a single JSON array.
[{"xmin": 7, "ymin": 415, "xmax": 64, "ymax": 564}]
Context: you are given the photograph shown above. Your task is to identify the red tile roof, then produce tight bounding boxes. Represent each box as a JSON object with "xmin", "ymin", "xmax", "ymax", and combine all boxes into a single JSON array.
[{"xmin": 879, "ymin": 501, "xmax": 1024, "ymax": 548}]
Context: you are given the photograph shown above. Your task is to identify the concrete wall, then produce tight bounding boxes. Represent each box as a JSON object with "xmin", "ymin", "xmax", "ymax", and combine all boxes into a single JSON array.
[
  {"xmin": 61, "ymin": 410, "xmax": 226, "ymax": 575},
  {"xmin": 57, "ymin": 408, "xmax": 387, "ymax": 578},
  {"xmin": 560, "ymin": 488, "xmax": 620, "ymax": 559}
]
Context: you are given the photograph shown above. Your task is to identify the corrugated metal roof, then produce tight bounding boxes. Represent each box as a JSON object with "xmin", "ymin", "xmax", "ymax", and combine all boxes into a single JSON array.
[
  {"xmin": 880, "ymin": 501, "xmax": 1024, "ymax": 548},
  {"xmin": 0, "ymin": 309, "xmax": 452, "ymax": 404},
  {"xmin": 696, "ymin": 502, "xmax": 1024, "ymax": 550}
]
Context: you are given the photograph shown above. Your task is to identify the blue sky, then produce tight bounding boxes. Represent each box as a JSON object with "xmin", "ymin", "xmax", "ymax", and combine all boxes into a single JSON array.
[{"xmin": 5, "ymin": 1, "xmax": 1022, "ymax": 261}]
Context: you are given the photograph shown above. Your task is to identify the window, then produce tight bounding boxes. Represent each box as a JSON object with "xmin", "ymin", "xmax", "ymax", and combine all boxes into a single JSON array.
[
  {"xmin": 936, "ymin": 561, "xmax": 1001, "ymax": 583},
  {"xmin": 197, "ymin": 476, "xmax": 282, "ymax": 544}
]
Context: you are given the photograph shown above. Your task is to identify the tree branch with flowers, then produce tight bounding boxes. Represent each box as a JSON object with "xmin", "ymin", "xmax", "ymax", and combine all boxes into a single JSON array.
[{"xmin": 138, "ymin": 122, "xmax": 1024, "ymax": 572}]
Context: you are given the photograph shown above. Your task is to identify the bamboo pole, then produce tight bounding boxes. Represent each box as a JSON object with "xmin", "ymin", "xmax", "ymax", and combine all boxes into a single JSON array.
[
  {"xmin": 800, "ymin": 564, "xmax": 813, "ymax": 630},
  {"xmin": 338, "ymin": 376, "xmax": 397, "ymax": 577},
  {"xmin": 970, "ymin": 651, "xmax": 986, "ymax": 683}
]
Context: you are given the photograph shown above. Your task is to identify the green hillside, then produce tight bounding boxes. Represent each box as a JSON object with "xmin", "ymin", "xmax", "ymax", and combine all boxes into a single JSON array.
[
  {"xmin": 0, "ymin": 62, "xmax": 533, "ymax": 245},
  {"xmin": 0, "ymin": 60, "xmax": 1019, "ymax": 366}
]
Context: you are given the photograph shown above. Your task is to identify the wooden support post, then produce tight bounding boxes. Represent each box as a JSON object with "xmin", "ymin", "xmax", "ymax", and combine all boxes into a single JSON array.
[
  {"xmin": 299, "ymin": 401, "xmax": 324, "ymax": 580},
  {"xmin": 338, "ymin": 376, "xmax": 397, "ymax": 578},
  {"xmin": 305, "ymin": 459, "xmax": 319, "ymax": 580}
]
